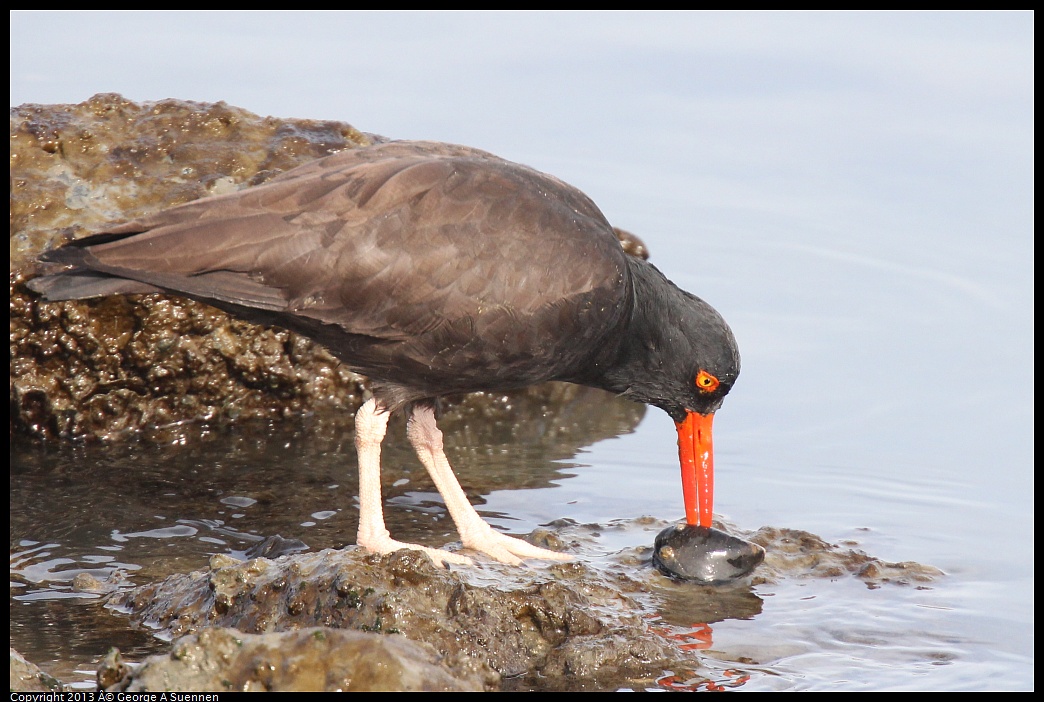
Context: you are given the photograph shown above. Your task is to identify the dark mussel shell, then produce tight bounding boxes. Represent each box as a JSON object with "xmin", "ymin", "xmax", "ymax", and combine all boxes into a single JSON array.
[{"xmin": 653, "ymin": 524, "xmax": 765, "ymax": 584}]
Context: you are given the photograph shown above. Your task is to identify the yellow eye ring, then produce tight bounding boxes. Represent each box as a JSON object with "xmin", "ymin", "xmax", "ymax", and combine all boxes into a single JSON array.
[{"xmin": 695, "ymin": 370, "xmax": 720, "ymax": 393}]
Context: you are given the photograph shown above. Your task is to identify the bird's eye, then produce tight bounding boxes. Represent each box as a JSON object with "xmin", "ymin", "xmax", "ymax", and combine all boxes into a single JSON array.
[{"xmin": 695, "ymin": 370, "xmax": 720, "ymax": 393}]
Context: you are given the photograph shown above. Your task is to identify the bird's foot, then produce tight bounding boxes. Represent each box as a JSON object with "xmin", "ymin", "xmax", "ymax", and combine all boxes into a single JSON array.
[
  {"xmin": 357, "ymin": 526, "xmax": 571, "ymax": 567},
  {"xmin": 358, "ymin": 533, "xmax": 475, "ymax": 568},
  {"xmin": 460, "ymin": 526, "xmax": 573, "ymax": 566}
]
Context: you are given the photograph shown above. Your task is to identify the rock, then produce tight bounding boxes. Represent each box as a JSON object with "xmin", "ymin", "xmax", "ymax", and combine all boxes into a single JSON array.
[
  {"xmin": 11, "ymin": 94, "xmax": 374, "ymax": 441},
  {"xmin": 99, "ymin": 628, "xmax": 488, "ymax": 692},
  {"xmin": 106, "ymin": 546, "xmax": 684, "ymax": 690},
  {"xmin": 10, "ymin": 647, "xmax": 64, "ymax": 692}
]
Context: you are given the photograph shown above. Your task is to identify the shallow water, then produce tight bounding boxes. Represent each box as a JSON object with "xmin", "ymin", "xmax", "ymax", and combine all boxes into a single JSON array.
[
  {"xmin": 8, "ymin": 391, "xmax": 1027, "ymax": 690},
  {"xmin": 10, "ymin": 10, "xmax": 1033, "ymax": 691}
]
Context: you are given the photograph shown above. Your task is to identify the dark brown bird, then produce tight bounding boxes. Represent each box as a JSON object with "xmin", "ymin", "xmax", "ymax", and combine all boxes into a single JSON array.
[{"xmin": 28, "ymin": 140, "xmax": 740, "ymax": 566}]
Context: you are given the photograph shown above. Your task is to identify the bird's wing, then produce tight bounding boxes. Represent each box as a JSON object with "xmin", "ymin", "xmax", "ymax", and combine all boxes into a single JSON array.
[{"xmin": 45, "ymin": 141, "xmax": 630, "ymax": 344}]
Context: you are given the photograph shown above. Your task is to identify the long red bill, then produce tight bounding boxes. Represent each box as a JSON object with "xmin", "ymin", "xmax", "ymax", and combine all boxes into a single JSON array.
[{"xmin": 676, "ymin": 411, "xmax": 715, "ymax": 527}]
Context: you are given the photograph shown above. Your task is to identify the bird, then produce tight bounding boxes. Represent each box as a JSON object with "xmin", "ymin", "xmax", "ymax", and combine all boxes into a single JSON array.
[{"xmin": 27, "ymin": 140, "xmax": 740, "ymax": 567}]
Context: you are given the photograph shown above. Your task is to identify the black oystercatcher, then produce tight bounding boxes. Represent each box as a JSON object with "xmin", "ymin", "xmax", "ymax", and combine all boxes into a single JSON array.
[{"xmin": 28, "ymin": 141, "xmax": 740, "ymax": 566}]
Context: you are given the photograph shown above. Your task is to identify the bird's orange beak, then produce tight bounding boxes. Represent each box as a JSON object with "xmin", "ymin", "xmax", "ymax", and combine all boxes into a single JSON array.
[{"xmin": 676, "ymin": 411, "xmax": 715, "ymax": 527}]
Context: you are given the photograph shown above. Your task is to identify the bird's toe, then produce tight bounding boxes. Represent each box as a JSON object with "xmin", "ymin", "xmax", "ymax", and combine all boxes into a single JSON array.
[
  {"xmin": 462, "ymin": 530, "xmax": 573, "ymax": 564},
  {"xmin": 358, "ymin": 535, "xmax": 474, "ymax": 567}
]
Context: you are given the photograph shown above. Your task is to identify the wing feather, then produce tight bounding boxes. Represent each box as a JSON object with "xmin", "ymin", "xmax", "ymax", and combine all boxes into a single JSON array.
[{"xmin": 36, "ymin": 141, "xmax": 631, "ymax": 360}]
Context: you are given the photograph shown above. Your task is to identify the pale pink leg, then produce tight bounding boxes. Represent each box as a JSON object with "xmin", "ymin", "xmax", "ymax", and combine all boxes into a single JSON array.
[
  {"xmin": 354, "ymin": 398, "xmax": 473, "ymax": 566},
  {"xmin": 406, "ymin": 403, "xmax": 572, "ymax": 564}
]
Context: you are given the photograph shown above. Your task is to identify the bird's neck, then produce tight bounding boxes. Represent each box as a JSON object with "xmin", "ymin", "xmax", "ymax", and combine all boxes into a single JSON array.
[{"xmin": 567, "ymin": 258, "xmax": 686, "ymax": 404}]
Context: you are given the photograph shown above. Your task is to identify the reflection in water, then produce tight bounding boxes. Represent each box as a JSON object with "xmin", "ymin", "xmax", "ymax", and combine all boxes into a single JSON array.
[
  {"xmin": 8, "ymin": 382, "xmax": 970, "ymax": 692},
  {"xmin": 654, "ymin": 580, "xmax": 764, "ymax": 626},
  {"xmin": 10, "ymin": 384, "xmax": 645, "ymax": 685}
]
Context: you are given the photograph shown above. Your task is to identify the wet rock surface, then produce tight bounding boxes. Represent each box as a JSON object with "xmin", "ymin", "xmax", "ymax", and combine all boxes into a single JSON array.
[
  {"xmin": 105, "ymin": 546, "xmax": 680, "ymax": 691},
  {"xmin": 10, "ymin": 94, "xmax": 376, "ymax": 440},
  {"xmin": 81, "ymin": 520, "xmax": 940, "ymax": 692},
  {"xmin": 10, "ymin": 515, "xmax": 944, "ymax": 690},
  {"xmin": 99, "ymin": 627, "xmax": 490, "ymax": 692},
  {"xmin": 747, "ymin": 525, "xmax": 942, "ymax": 588},
  {"xmin": 10, "ymin": 647, "xmax": 65, "ymax": 692}
]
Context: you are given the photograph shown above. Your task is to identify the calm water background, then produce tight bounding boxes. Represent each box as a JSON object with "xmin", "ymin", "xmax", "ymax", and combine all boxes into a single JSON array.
[{"xmin": 10, "ymin": 11, "xmax": 1033, "ymax": 690}]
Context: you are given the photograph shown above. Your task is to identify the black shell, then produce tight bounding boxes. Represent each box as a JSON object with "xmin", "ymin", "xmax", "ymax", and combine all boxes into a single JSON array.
[{"xmin": 653, "ymin": 524, "xmax": 764, "ymax": 584}]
